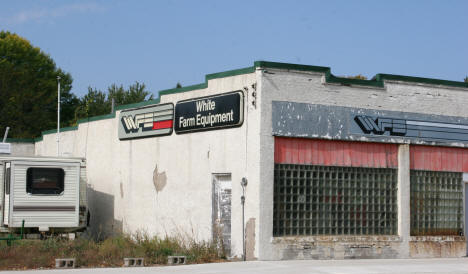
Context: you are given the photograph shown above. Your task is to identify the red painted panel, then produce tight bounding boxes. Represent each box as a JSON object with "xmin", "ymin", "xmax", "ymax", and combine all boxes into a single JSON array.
[
  {"xmin": 410, "ymin": 145, "xmax": 468, "ymax": 172},
  {"xmin": 274, "ymin": 137, "xmax": 398, "ymax": 168},
  {"xmin": 343, "ymin": 142, "xmax": 352, "ymax": 166},
  {"xmin": 336, "ymin": 142, "xmax": 344, "ymax": 166},
  {"xmin": 463, "ymin": 150, "xmax": 468, "ymax": 172}
]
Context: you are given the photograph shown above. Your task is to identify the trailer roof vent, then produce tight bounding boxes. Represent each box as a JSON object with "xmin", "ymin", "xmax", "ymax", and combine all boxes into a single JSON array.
[{"xmin": 0, "ymin": 143, "xmax": 11, "ymax": 154}]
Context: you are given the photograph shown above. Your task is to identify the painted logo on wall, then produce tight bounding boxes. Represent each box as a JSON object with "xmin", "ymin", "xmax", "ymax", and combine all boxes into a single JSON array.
[
  {"xmin": 174, "ymin": 91, "xmax": 244, "ymax": 134},
  {"xmin": 354, "ymin": 116, "xmax": 407, "ymax": 136},
  {"xmin": 272, "ymin": 101, "xmax": 468, "ymax": 147},
  {"xmin": 355, "ymin": 115, "xmax": 468, "ymax": 142},
  {"xmin": 118, "ymin": 103, "xmax": 174, "ymax": 140}
]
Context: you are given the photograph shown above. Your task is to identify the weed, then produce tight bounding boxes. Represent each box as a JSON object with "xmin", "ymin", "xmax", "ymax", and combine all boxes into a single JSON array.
[{"xmin": 0, "ymin": 232, "xmax": 226, "ymax": 270}]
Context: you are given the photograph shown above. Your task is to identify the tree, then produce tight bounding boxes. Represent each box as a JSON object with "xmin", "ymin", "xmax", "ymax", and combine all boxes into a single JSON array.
[
  {"xmin": 74, "ymin": 87, "xmax": 109, "ymax": 121},
  {"xmin": 346, "ymin": 74, "xmax": 368, "ymax": 80},
  {"xmin": 464, "ymin": 76, "xmax": 468, "ymax": 83},
  {"xmin": 74, "ymin": 82, "xmax": 153, "ymax": 122},
  {"xmin": 108, "ymin": 82, "xmax": 153, "ymax": 105},
  {"xmin": 176, "ymin": 82, "xmax": 182, "ymax": 88},
  {"xmin": 0, "ymin": 31, "xmax": 78, "ymax": 138}
]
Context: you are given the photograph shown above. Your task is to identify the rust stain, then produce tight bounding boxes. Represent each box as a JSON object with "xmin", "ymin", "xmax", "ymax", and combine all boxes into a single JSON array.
[{"xmin": 410, "ymin": 240, "xmax": 465, "ymax": 258}]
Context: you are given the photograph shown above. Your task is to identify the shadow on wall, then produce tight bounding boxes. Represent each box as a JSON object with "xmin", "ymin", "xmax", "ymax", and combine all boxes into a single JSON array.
[{"xmin": 87, "ymin": 187, "xmax": 123, "ymax": 240}]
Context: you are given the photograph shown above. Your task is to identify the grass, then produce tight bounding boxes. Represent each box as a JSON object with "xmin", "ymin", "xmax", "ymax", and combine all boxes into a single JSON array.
[{"xmin": 0, "ymin": 233, "xmax": 227, "ymax": 270}]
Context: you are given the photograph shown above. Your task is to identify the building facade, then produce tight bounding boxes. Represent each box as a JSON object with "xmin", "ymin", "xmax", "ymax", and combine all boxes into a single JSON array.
[{"xmin": 24, "ymin": 61, "xmax": 468, "ymax": 259}]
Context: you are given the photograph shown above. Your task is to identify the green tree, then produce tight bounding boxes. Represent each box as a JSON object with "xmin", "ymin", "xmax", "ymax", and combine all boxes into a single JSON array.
[
  {"xmin": 74, "ymin": 87, "xmax": 110, "ymax": 121},
  {"xmin": 74, "ymin": 82, "xmax": 153, "ymax": 122},
  {"xmin": 346, "ymin": 74, "xmax": 368, "ymax": 80},
  {"xmin": 108, "ymin": 82, "xmax": 153, "ymax": 105},
  {"xmin": 0, "ymin": 31, "xmax": 78, "ymax": 138},
  {"xmin": 464, "ymin": 76, "xmax": 468, "ymax": 83}
]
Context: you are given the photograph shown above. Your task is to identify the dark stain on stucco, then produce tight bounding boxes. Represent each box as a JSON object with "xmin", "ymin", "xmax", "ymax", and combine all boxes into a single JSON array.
[{"xmin": 153, "ymin": 165, "xmax": 167, "ymax": 193}]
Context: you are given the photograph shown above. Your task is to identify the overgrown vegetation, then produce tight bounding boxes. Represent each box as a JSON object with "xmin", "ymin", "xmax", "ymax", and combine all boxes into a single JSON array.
[{"xmin": 0, "ymin": 233, "xmax": 226, "ymax": 270}]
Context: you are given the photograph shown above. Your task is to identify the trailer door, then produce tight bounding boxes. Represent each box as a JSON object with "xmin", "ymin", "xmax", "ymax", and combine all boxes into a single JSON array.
[
  {"xmin": 0, "ymin": 162, "xmax": 3, "ymax": 226},
  {"xmin": 2, "ymin": 163, "xmax": 10, "ymax": 225}
]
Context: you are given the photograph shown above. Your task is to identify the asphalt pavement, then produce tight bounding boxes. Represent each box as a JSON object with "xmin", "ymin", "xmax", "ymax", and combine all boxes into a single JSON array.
[{"xmin": 3, "ymin": 258, "xmax": 468, "ymax": 274}]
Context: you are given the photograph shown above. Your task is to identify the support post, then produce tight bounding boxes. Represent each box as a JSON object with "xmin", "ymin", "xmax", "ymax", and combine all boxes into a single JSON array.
[
  {"xmin": 398, "ymin": 144, "xmax": 411, "ymax": 257},
  {"xmin": 57, "ymin": 76, "xmax": 61, "ymax": 156}
]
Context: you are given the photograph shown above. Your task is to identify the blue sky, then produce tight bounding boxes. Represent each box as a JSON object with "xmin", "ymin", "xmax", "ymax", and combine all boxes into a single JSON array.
[{"xmin": 1, "ymin": 0, "xmax": 467, "ymax": 97}]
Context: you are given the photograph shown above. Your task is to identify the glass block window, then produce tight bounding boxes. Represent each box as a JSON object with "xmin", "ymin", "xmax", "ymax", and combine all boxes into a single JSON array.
[
  {"xmin": 273, "ymin": 164, "xmax": 398, "ymax": 236},
  {"xmin": 410, "ymin": 170, "xmax": 463, "ymax": 236}
]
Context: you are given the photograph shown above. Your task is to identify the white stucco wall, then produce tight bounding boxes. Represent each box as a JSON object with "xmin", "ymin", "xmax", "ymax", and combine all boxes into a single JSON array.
[
  {"xmin": 258, "ymin": 67, "xmax": 468, "ymax": 260},
  {"xmin": 34, "ymin": 72, "xmax": 259, "ymax": 259},
  {"xmin": 9, "ymin": 142, "xmax": 35, "ymax": 156}
]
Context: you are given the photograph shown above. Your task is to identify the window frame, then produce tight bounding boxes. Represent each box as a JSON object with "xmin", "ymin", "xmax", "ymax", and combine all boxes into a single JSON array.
[{"xmin": 26, "ymin": 167, "xmax": 65, "ymax": 195}]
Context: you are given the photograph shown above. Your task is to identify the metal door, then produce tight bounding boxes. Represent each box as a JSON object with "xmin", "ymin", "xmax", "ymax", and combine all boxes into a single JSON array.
[{"xmin": 212, "ymin": 174, "xmax": 232, "ymax": 256}]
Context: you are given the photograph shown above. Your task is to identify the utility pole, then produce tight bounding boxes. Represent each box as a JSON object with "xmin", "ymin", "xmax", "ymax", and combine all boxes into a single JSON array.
[{"xmin": 57, "ymin": 76, "xmax": 61, "ymax": 156}]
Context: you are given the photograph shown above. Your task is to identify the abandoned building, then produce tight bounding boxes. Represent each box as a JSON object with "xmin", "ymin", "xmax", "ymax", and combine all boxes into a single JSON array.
[{"xmin": 5, "ymin": 61, "xmax": 468, "ymax": 260}]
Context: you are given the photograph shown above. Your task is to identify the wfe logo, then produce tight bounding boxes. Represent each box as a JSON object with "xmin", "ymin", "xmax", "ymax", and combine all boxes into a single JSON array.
[
  {"xmin": 355, "ymin": 115, "xmax": 407, "ymax": 136},
  {"xmin": 122, "ymin": 113, "xmax": 150, "ymax": 132},
  {"xmin": 118, "ymin": 103, "xmax": 174, "ymax": 140}
]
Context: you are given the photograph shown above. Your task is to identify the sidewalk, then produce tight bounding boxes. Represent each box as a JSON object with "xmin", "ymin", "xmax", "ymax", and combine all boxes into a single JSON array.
[{"xmin": 4, "ymin": 258, "xmax": 468, "ymax": 274}]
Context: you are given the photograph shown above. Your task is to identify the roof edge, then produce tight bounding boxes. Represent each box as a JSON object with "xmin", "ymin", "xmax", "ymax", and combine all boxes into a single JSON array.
[
  {"xmin": 33, "ymin": 60, "xmax": 468, "ymax": 142},
  {"xmin": 255, "ymin": 61, "xmax": 468, "ymax": 89}
]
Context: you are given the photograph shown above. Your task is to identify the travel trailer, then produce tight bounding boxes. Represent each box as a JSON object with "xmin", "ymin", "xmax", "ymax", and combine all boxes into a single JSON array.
[{"xmin": 0, "ymin": 156, "xmax": 88, "ymax": 234}]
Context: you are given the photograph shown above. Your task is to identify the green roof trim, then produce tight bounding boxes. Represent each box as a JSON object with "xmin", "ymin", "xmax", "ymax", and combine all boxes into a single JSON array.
[
  {"xmin": 5, "ymin": 138, "xmax": 35, "ymax": 143},
  {"xmin": 76, "ymin": 112, "xmax": 116, "ymax": 124},
  {"xmin": 374, "ymin": 73, "xmax": 468, "ymax": 89},
  {"xmin": 41, "ymin": 125, "xmax": 78, "ymax": 136},
  {"xmin": 32, "ymin": 60, "xmax": 468, "ymax": 142},
  {"xmin": 158, "ymin": 66, "xmax": 255, "ymax": 97},
  {"xmin": 115, "ymin": 99, "xmax": 160, "ymax": 111}
]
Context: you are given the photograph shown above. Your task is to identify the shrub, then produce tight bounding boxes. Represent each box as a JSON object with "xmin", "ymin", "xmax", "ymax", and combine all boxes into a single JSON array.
[{"xmin": 0, "ymin": 232, "xmax": 225, "ymax": 270}]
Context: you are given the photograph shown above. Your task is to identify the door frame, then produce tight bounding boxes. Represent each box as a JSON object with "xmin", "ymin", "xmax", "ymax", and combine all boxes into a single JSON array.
[{"xmin": 211, "ymin": 173, "xmax": 232, "ymax": 256}]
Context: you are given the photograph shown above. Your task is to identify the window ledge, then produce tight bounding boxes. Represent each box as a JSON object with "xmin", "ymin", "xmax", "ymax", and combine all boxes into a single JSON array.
[
  {"xmin": 272, "ymin": 235, "xmax": 401, "ymax": 244},
  {"xmin": 410, "ymin": 236, "xmax": 465, "ymax": 242}
]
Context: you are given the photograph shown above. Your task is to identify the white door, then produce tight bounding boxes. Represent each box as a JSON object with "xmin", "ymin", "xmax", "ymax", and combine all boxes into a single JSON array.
[
  {"xmin": 3, "ymin": 162, "xmax": 10, "ymax": 225},
  {"xmin": 212, "ymin": 174, "xmax": 232, "ymax": 256}
]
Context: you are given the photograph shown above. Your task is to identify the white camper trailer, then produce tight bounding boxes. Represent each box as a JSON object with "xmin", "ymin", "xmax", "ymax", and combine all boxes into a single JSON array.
[{"xmin": 0, "ymin": 156, "xmax": 88, "ymax": 233}]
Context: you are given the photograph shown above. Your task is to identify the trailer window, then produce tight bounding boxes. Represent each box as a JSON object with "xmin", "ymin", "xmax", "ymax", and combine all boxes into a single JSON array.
[{"xmin": 26, "ymin": 168, "xmax": 65, "ymax": 195}]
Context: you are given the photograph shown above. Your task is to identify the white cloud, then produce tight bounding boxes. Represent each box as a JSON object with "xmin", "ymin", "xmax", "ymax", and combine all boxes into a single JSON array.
[{"xmin": 5, "ymin": 3, "xmax": 103, "ymax": 25}]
